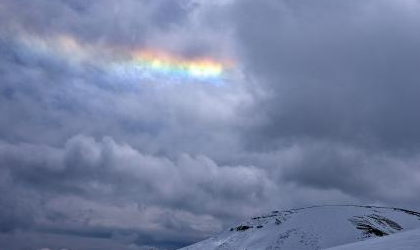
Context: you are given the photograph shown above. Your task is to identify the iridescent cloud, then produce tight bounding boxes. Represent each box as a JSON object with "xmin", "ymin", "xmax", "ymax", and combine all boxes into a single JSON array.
[{"xmin": 14, "ymin": 31, "xmax": 233, "ymax": 84}]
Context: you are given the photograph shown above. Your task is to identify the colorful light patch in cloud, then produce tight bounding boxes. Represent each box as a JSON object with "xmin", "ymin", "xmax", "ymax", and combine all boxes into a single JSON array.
[
  {"xmin": 133, "ymin": 50, "xmax": 224, "ymax": 79},
  {"xmin": 14, "ymin": 32, "xmax": 232, "ymax": 84}
]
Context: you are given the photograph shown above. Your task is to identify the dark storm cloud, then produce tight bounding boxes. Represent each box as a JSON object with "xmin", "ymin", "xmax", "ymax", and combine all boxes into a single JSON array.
[
  {"xmin": 273, "ymin": 140, "xmax": 420, "ymax": 206},
  {"xmin": 233, "ymin": 0, "xmax": 420, "ymax": 151},
  {"xmin": 228, "ymin": 0, "xmax": 420, "ymax": 210},
  {"xmin": 0, "ymin": 135, "xmax": 272, "ymax": 211},
  {"xmin": 0, "ymin": 135, "xmax": 274, "ymax": 249},
  {"xmin": 0, "ymin": 172, "xmax": 35, "ymax": 233},
  {"xmin": 2, "ymin": 0, "xmax": 420, "ymax": 249}
]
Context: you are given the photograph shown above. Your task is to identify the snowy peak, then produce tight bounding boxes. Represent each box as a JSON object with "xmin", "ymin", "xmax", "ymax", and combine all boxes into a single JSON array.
[{"xmin": 179, "ymin": 205, "xmax": 420, "ymax": 250}]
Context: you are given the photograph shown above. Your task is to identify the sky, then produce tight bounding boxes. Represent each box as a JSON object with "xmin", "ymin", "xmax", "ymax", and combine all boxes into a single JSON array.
[{"xmin": 1, "ymin": 0, "xmax": 420, "ymax": 249}]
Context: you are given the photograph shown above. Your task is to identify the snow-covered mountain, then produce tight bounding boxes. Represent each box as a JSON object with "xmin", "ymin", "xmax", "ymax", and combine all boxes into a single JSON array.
[
  {"xmin": 178, "ymin": 205, "xmax": 420, "ymax": 250},
  {"xmin": 324, "ymin": 227, "xmax": 420, "ymax": 250}
]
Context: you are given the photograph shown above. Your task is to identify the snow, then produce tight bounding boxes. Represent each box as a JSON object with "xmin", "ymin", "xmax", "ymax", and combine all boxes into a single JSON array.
[
  {"xmin": 178, "ymin": 205, "xmax": 420, "ymax": 250},
  {"xmin": 324, "ymin": 228, "xmax": 420, "ymax": 250}
]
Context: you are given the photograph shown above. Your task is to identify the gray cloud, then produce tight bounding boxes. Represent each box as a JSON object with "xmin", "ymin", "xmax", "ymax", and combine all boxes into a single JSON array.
[
  {"xmin": 0, "ymin": 135, "xmax": 275, "ymax": 249},
  {"xmin": 233, "ymin": 0, "xmax": 420, "ymax": 151},
  {"xmin": 0, "ymin": 171, "xmax": 35, "ymax": 233},
  {"xmin": 273, "ymin": 140, "xmax": 420, "ymax": 206},
  {"xmin": 2, "ymin": 0, "xmax": 420, "ymax": 249},
  {"xmin": 0, "ymin": 0, "xmax": 191, "ymax": 48}
]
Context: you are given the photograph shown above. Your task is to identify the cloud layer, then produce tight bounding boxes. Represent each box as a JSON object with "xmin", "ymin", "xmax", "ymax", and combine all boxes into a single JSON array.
[{"xmin": 2, "ymin": 0, "xmax": 420, "ymax": 249}]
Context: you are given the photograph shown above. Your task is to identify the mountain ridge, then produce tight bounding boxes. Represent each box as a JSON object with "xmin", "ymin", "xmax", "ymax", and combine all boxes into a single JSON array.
[{"xmin": 178, "ymin": 205, "xmax": 420, "ymax": 250}]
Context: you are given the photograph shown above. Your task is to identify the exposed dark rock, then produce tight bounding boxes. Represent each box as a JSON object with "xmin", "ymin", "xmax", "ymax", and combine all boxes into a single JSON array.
[
  {"xmin": 349, "ymin": 214, "xmax": 403, "ymax": 238},
  {"xmin": 236, "ymin": 225, "xmax": 253, "ymax": 231}
]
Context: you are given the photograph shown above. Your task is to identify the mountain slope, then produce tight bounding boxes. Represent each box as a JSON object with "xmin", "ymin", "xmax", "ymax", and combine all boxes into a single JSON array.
[
  {"xmin": 324, "ymin": 227, "xmax": 420, "ymax": 250},
  {"xmin": 178, "ymin": 205, "xmax": 420, "ymax": 250}
]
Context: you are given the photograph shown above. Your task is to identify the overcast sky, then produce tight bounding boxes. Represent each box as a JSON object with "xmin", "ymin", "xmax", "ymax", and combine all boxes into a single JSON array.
[{"xmin": 1, "ymin": 0, "xmax": 420, "ymax": 249}]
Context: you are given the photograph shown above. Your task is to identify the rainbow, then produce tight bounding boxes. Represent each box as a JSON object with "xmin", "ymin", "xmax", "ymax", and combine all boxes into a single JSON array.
[{"xmin": 14, "ymin": 32, "xmax": 231, "ymax": 84}]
